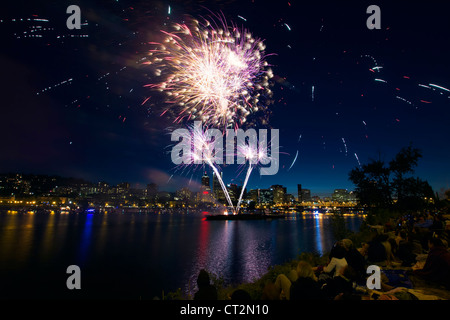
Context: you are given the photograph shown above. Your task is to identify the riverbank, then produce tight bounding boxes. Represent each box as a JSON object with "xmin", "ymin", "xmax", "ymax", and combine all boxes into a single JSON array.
[
  {"xmin": 167, "ymin": 211, "xmax": 450, "ymax": 300},
  {"xmin": 179, "ymin": 253, "xmax": 450, "ymax": 301}
]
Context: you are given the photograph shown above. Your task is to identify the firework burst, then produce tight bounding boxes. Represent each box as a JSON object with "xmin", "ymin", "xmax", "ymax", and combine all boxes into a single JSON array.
[{"xmin": 145, "ymin": 14, "xmax": 274, "ymax": 130}]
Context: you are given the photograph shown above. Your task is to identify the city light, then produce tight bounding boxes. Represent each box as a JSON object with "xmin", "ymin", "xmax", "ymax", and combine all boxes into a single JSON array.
[{"xmin": 0, "ymin": 172, "xmax": 361, "ymax": 215}]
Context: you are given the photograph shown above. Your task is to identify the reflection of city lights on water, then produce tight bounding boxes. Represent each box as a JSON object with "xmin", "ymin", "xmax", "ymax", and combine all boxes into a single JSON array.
[{"xmin": 314, "ymin": 213, "xmax": 324, "ymax": 255}]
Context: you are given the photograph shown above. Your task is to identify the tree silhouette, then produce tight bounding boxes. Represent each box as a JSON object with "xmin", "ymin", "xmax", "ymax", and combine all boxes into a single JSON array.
[
  {"xmin": 349, "ymin": 159, "xmax": 391, "ymax": 209},
  {"xmin": 389, "ymin": 145, "xmax": 422, "ymax": 205},
  {"xmin": 349, "ymin": 146, "xmax": 435, "ymax": 213}
]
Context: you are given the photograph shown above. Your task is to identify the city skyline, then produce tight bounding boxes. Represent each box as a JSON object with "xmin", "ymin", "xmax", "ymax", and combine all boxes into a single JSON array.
[{"xmin": 0, "ymin": 170, "xmax": 355, "ymax": 200}]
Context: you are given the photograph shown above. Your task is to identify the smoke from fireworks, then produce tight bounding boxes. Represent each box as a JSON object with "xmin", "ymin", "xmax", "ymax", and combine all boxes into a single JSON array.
[{"xmin": 145, "ymin": 14, "xmax": 274, "ymax": 130}]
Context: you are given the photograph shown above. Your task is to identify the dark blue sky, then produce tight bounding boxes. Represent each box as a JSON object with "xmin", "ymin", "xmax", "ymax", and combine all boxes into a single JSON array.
[{"xmin": 1, "ymin": 0, "xmax": 449, "ymax": 197}]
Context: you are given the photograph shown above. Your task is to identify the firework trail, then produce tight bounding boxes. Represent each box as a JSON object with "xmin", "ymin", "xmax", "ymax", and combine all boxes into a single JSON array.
[
  {"xmin": 287, "ymin": 133, "xmax": 301, "ymax": 171},
  {"xmin": 206, "ymin": 158, "xmax": 234, "ymax": 210},
  {"xmin": 287, "ymin": 150, "xmax": 299, "ymax": 171},
  {"xmin": 188, "ymin": 122, "xmax": 235, "ymax": 209},
  {"xmin": 235, "ymin": 142, "xmax": 258, "ymax": 214},
  {"xmin": 234, "ymin": 135, "xmax": 275, "ymax": 214},
  {"xmin": 145, "ymin": 13, "xmax": 274, "ymax": 130},
  {"xmin": 341, "ymin": 137, "xmax": 348, "ymax": 156},
  {"xmin": 429, "ymin": 83, "xmax": 450, "ymax": 92},
  {"xmin": 354, "ymin": 153, "xmax": 361, "ymax": 167},
  {"xmin": 235, "ymin": 165, "xmax": 254, "ymax": 214}
]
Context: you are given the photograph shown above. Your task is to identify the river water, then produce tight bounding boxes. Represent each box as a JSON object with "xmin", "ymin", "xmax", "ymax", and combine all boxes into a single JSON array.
[{"xmin": 0, "ymin": 210, "xmax": 363, "ymax": 299}]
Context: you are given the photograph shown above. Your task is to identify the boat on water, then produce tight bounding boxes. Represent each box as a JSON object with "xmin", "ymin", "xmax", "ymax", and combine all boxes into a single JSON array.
[
  {"xmin": 205, "ymin": 211, "xmax": 285, "ymax": 220},
  {"xmin": 206, "ymin": 214, "xmax": 285, "ymax": 220}
]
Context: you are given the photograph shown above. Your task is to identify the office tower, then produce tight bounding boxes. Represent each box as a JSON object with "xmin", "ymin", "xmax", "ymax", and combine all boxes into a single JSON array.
[
  {"xmin": 213, "ymin": 171, "xmax": 226, "ymax": 203},
  {"xmin": 271, "ymin": 185, "xmax": 286, "ymax": 204},
  {"xmin": 301, "ymin": 189, "xmax": 311, "ymax": 202},
  {"xmin": 332, "ymin": 189, "xmax": 349, "ymax": 202}
]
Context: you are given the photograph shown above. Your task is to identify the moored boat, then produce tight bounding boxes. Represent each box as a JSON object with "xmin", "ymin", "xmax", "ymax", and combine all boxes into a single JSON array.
[{"xmin": 205, "ymin": 212, "xmax": 285, "ymax": 220}]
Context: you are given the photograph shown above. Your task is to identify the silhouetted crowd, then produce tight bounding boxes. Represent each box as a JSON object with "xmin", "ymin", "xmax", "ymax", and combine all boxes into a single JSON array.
[{"xmin": 193, "ymin": 210, "xmax": 450, "ymax": 300}]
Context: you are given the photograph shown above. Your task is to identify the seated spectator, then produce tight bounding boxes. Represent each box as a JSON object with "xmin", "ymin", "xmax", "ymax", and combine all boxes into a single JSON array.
[
  {"xmin": 381, "ymin": 234, "xmax": 397, "ymax": 266},
  {"xmin": 414, "ymin": 215, "xmax": 433, "ymax": 229},
  {"xmin": 395, "ymin": 229, "xmax": 407, "ymax": 247},
  {"xmin": 261, "ymin": 281, "xmax": 279, "ymax": 300},
  {"xmin": 323, "ymin": 265, "xmax": 360, "ymax": 300},
  {"xmin": 341, "ymin": 239, "xmax": 367, "ymax": 283},
  {"xmin": 409, "ymin": 229, "xmax": 425, "ymax": 256},
  {"xmin": 396, "ymin": 231, "xmax": 418, "ymax": 267},
  {"xmin": 367, "ymin": 233, "xmax": 387, "ymax": 266},
  {"xmin": 358, "ymin": 242, "xmax": 369, "ymax": 259},
  {"xmin": 193, "ymin": 269, "xmax": 218, "ymax": 300},
  {"xmin": 430, "ymin": 214, "xmax": 445, "ymax": 234},
  {"xmin": 317, "ymin": 242, "xmax": 348, "ymax": 283},
  {"xmin": 290, "ymin": 261, "xmax": 325, "ymax": 300},
  {"xmin": 262, "ymin": 267, "xmax": 298, "ymax": 300},
  {"xmin": 274, "ymin": 269, "xmax": 298, "ymax": 300},
  {"xmin": 413, "ymin": 235, "xmax": 450, "ymax": 289}
]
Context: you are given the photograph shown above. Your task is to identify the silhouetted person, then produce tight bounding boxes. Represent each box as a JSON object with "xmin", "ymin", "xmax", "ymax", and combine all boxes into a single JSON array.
[
  {"xmin": 396, "ymin": 231, "xmax": 417, "ymax": 267},
  {"xmin": 290, "ymin": 261, "xmax": 325, "ymax": 300},
  {"xmin": 322, "ymin": 242, "xmax": 348, "ymax": 278},
  {"xmin": 340, "ymin": 239, "xmax": 367, "ymax": 283},
  {"xmin": 430, "ymin": 214, "xmax": 445, "ymax": 234},
  {"xmin": 367, "ymin": 233, "xmax": 387, "ymax": 265},
  {"xmin": 194, "ymin": 269, "xmax": 218, "ymax": 300},
  {"xmin": 413, "ymin": 235, "xmax": 450, "ymax": 289}
]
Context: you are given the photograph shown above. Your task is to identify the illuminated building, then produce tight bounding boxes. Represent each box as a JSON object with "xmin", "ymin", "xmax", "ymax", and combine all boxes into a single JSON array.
[
  {"xmin": 271, "ymin": 185, "xmax": 286, "ymax": 204},
  {"xmin": 200, "ymin": 172, "xmax": 212, "ymax": 203},
  {"xmin": 300, "ymin": 189, "xmax": 311, "ymax": 202},
  {"xmin": 213, "ymin": 172, "xmax": 226, "ymax": 204},
  {"xmin": 332, "ymin": 189, "xmax": 349, "ymax": 202},
  {"xmin": 258, "ymin": 189, "xmax": 273, "ymax": 205}
]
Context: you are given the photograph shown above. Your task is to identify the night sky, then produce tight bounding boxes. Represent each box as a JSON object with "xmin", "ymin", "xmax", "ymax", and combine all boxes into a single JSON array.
[{"xmin": 1, "ymin": 0, "xmax": 449, "ymax": 197}]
